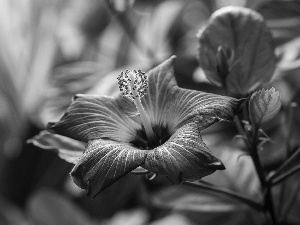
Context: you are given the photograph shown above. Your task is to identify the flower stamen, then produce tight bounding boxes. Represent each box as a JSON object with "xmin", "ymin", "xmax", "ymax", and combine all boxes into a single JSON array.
[{"xmin": 118, "ymin": 70, "xmax": 155, "ymax": 141}]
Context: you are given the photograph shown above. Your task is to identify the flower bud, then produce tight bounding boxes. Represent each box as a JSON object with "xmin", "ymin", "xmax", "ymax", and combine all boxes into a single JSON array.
[
  {"xmin": 249, "ymin": 88, "xmax": 281, "ymax": 126},
  {"xmin": 216, "ymin": 45, "xmax": 235, "ymax": 85}
]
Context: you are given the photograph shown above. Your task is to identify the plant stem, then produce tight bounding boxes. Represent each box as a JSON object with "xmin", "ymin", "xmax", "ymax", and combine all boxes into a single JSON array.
[
  {"xmin": 271, "ymin": 165, "xmax": 300, "ymax": 185},
  {"xmin": 267, "ymin": 147, "xmax": 300, "ymax": 184},
  {"xmin": 284, "ymin": 102, "xmax": 295, "ymax": 155},
  {"xmin": 234, "ymin": 117, "xmax": 266, "ymax": 187},
  {"xmin": 183, "ymin": 181, "xmax": 264, "ymax": 211},
  {"xmin": 235, "ymin": 115, "xmax": 278, "ymax": 225},
  {"xmin": 104, "ymin": 0, "xmax": 158, "ymax": 65},
  {"xmin": 265, "ymin": 185, "xmax": 277, "ymax": 225},
  {"xmin": 250, "ymin": 132, "xmax": 267, "ymax": 187},
  {"xmin": 250, "ymin": 131, "xmax": 277, "ymax": 225}
]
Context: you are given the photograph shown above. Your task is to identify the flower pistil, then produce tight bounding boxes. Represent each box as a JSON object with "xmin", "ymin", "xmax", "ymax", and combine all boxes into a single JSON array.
[{"xmin": 118, "ymin": 70, "xmax": 155, "ymax": 142}]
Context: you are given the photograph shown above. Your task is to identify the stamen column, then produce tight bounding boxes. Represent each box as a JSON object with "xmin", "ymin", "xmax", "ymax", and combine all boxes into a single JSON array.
[{"xmin": 118, "ymin": 70, "xmax": 155, "ymax": 140}]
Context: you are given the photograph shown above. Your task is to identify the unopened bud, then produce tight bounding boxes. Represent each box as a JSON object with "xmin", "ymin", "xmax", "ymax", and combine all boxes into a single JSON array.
[
  {"xmin": 216, "ymin": 45, "xmax": 235, "ymax": 82},
  {"xmin": 249, "ymin": 88, "xmax": 281, "ymax": 126}
]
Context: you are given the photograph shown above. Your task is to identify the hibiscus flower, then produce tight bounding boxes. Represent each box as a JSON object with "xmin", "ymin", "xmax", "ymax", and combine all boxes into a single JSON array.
[{"xmin": 30, "ymin": 56, "xmax": 241, "ymax": 198}]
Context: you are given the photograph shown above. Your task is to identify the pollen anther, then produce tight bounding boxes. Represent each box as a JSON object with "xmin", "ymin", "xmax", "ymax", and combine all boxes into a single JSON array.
[
  {"xmin": 118, "ymin": 70, "xmax": 154, "ymax": 142},
  {"xmin": 118, "ymin": 70, "xmax": 148, "ymax": 101}
]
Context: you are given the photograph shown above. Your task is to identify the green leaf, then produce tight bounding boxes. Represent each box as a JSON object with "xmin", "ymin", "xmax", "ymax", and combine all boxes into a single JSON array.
[
  {"xmin": 184, "ymin": 181, "xmax": 263, "ymax": 210},
  {"xmin": 249, "ymin": 88, "xmax": 281, "ymax": 126},
  {"xmin": 272, "ymin": 167, "xmax": 300, "ymax": 224},
  {"xmin": 38, "ymin": 61, "xmax": 120, "ymax": 125},
  {"xmin": 0, "ymin": 196, "xmax": 29, "ymax": 225},
  {"xmin": 27, "ymin": 189, "xmax": 93, "ymax": 225},
  {"xmin": 198, "ymin": 6, "xmax": 276, "ymax": 95},
  {"xmin": 268, "ymin": 147, "xmax": 300, "ymax": 185},
  {"xmin": 107, "ymin": 0, "xmax": 135, "ymax": 12},
  {"xmin": 27, "ymin": 131, "xmax": 85, "ymax": 164},
  {"xmin": 203, "ymin": 144, "xmax": 261, "ymax": 198},
  {"xmin": 149, "ymin": 214, "xmax": 195, "ymax": 225},
  {"xmin": 151, "ymin": 185, "xmax": 266, "ymax": 225}
]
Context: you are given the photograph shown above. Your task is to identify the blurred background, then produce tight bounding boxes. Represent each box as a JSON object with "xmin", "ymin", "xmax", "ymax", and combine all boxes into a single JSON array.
[{"xmin": 1, "ymin": 0, "xmax": 300, "ymax": 224}]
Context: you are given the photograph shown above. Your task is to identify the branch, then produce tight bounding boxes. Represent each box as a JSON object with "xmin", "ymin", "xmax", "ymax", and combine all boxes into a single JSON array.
[
  {"xmin": 271, "ymin": 165, "xmax": 300, "ymax": 185},
  {"xmin": 183, "ymin": 181, "xmax": 264, "ymax": 211}
]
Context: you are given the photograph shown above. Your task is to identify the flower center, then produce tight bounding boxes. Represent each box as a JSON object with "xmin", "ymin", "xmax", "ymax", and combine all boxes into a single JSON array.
[
  {"xmin": 131, "ymin": 124, "xmax": 171, "ymax": 149},
  {"xmin": 118, "ymin": 70, "xmax": 155, "ymax": 141}
]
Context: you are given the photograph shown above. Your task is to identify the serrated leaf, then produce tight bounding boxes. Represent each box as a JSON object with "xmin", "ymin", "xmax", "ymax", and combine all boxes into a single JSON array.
[
  {"xmin": 198, "ymin": 6, "xmax": 276, "ymax": 95},
  {"xmin": 249, "ymin": 87, "xmax": 281, "ymax": 126}
]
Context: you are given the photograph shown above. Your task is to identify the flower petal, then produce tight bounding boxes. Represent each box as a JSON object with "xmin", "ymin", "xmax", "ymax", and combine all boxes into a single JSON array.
[
  {"xmin": 27, "ymin": 131, "xmax": 85, "ymax": 164},
  {"xmin": 141, "ymin": 56, "xmax": 178, "ymax": 128},
  {"xmin": 70, "ymin": 139, "xmax": 148, "ymax": 197},
  {"xmin": 47, "ymin": 95, "xmax": 141, "ymax": 143},
  {"xmin": 142, "ymin": 56, "xmax": 242, "ymax": 134},
  {"xmin": 167, "ymin": 88, "xmax": 243, "ymax": 133},
  {"xmin": 144, "ymin": 122, "xmax": 225, "ymax": 184}
]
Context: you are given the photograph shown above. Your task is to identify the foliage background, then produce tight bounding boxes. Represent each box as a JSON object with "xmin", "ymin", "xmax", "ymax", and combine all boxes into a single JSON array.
[{"xmin": 0, "ymin": 0, "xmax": 299, "ymax": 224}]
